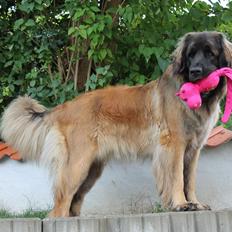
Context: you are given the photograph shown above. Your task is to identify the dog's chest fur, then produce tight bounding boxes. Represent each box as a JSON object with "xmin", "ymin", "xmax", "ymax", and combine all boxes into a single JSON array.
[{"xmin": 183, "ymin": 104, "xmax": 220, "ymax": 151}]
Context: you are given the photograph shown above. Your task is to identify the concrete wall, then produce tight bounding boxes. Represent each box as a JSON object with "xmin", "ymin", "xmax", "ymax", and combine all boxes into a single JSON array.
[
  {"xmin": 0, "ymin": 142, "xmax": 232, "ymax": 215},
  {"xmin": 1, "ymin": 211, "xmax": 232, "ymax": 232},
  {"xmin": 0, "ymin": 218, "xmax": 41, "ymax": 232}
]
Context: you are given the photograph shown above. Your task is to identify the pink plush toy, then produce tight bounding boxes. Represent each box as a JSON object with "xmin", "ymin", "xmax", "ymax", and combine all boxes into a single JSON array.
[{"xmin": 176, "ymin": 67, "xmax": 232, "ymax": 123}]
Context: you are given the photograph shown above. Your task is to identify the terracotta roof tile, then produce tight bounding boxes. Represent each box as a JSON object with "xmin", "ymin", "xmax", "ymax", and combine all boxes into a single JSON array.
[
  {"xmin": 206, "ymin": 126, "xmax": 232, "ymax": 147},
  {"xmin": 0, "ymin": 142, "xmax": 21, "ymax": 160}
]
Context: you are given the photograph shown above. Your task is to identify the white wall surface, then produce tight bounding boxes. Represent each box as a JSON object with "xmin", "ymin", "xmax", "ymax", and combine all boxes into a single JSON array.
[{"xmin": 0, "ymin": 142, "xmax": 232, "ymax": 215}]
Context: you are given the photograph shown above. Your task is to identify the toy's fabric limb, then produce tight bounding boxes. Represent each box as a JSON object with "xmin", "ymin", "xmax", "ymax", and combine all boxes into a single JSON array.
[{"xmin": 221, "ymin": 78, "xmax": 232, "ymax": 123}]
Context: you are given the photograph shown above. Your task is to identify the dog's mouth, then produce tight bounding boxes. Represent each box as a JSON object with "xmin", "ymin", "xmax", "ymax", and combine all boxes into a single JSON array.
[
  {"xmin": 188, "ymin": 76, "xmax": 201, "ymax": 83},
  {"xmin": 201, "ymin": 91, "xmax": 211, "ymax": 98},
  {"xmin": 189, "ymin": 73, "xmax": 210, "ymax": 83},
  {"xmin": 189, "ymin": 70, "xmax": 218, "ymax": 98},
  {"xmin": 189, "ymin": 69, "xmax": 217, "ymax": 83}
]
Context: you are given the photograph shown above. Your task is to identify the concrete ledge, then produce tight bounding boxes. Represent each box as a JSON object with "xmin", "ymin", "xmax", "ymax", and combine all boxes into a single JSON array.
[
  {"xmin": 0, "ymin": 218, "xmax": 41, "ymax": 232},
  {"xmin": 1, "ymin": 210, "xmax": 232, "ymax": 232},
  {"xmin": 43, "ymin": 211, "xmax": 232, "ymax": 232}
]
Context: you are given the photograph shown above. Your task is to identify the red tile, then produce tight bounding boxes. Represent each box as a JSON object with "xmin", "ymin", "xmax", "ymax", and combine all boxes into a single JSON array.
[{"xmin": 206, "ymin": 126, "xmax": 232, "ymax": 147}]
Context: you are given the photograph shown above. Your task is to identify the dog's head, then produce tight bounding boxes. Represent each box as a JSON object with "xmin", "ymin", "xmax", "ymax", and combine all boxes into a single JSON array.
[{"xmin": 172, "ymin": 31, "xmax": 232, "ymax": 82}]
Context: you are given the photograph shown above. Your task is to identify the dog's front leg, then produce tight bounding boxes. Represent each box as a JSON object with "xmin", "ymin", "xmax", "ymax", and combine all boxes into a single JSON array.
[
  {"xmin": 184, "ymin": 148, "xmax": 211, "ymax": 210},
  {"xmin": 153, "ymin": 141, "xmax": 197, "ymax": 211}
]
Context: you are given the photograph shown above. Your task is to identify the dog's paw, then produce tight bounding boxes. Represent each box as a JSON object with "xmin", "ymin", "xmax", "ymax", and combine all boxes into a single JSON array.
[
  {"xmin": 193, "ymin": 202, "xmax": 211, "ymax": 211},
  {"xmin": 172, "ymin": 202, "xmax": 198, "ymax": 212},
  {"xmin": 172, "ymin": 202, "xmax": 211, "ymax": 212}
]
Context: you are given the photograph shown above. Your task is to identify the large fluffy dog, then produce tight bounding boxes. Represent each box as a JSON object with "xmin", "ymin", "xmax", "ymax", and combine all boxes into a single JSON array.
[{"xmin": 1, "ymin": 32, "xmax": 232, "ymax": 217}]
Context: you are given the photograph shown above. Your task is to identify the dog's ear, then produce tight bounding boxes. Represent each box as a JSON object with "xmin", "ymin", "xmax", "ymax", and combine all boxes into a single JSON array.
[
  {"xmin": 219, "ymin": 33, "xmax": 232, "ymax": 67},
  {"xmin": 171, "ymin": 33, "xmax": 192, "ymax": 75}
]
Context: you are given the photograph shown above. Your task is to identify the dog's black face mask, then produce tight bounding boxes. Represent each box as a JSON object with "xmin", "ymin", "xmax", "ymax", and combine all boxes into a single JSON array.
[
  {"xmin": 175, "ymin": 32, "xmax": 229, "ymax": 83},
  {"xmin": 187, "ymin": 44, "xmax": 219, "ymax": 82}
]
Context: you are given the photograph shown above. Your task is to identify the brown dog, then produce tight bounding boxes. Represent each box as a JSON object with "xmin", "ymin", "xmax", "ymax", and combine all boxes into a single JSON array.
[{"xmin": 1, "ymin": 31, "xmax": 232, "ymax": 217}]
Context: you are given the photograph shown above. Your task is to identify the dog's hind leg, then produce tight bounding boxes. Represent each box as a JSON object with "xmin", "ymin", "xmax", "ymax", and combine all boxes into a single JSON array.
[
  {"xmin": 49, "ymin": 145, "xmax": 97, "ymax": 217},
  {"xmin": 69, "ymin": 160, "xmax": 105, "ymax": 216}
]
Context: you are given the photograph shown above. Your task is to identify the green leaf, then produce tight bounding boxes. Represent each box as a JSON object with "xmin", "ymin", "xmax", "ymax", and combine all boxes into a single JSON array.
[
  {"xmin": 156, "ymin": 56, "xmax": 169, "ymax": 72},
  {"xmin": 90, "ymin": 6, "xmax": 100, "ymax": 13},
  {"xmin": 118, "ymin": 6, "xmax": 125, "ymax": 16},
  {"xmin": 106, "ymin": 48, "xmax": 113, "ymax": 59},
  {"xmin": 153, "ymin": 47, "xmax": 164, "ymax": 57},
  {"xmin": 86, "ymin": 11, "xmax": 95, "ymax": 21},
  {"xmin": 37, "ymin": 86, "xmax": 43, "ymax": 91},
  {"xmin": 14, "ymin": 80, "xmax": 23, "ymax": 85},
  {"xmin": 2, "ymin": 87, "xmax": 10, "ymax": 96},
  {"xmin": 65, "ymin": 83, "xmax": 74, "ymax": 91},
  {"xmin": 89, "ymin": 82, "xmax": 96, "ymax": 90},
  {"xmin": 139, "ymin": 45, "xmax": 154, "ymax": 62},
  {"xmin": 90, "ymin": 74, "xmax": 97, "ymax": 82},
  {"xmin": 30, "ymin": 80, "xmax": 36, "ymax": 87},
  {"xmin": 14, "ymin": 19, "xmax": 24, "ymax": 30},
  {"xmin": 151, "ymin": 66, "xmax": 161, "ymax": 80},
  {"xmin": 88, "ymin": 49, "xmax": 94, "ymax": 59},
  {"xmin": 35, "ymin": 0, "xmax": 42, "ymax": 4},
  {"xmin": 97, "ymin": 23, "xmax": 105, "ymax": 32},
  {"xmin": 84, "ymin": 17, "xmax": 94, "ymax": 24},
  {"xmin": 74, "ymin": 8, "xmax": 85, "ymax": 19},
  {"xmin": 25, "ymin": 19, "xmax": 35, "ymax": 27},
  {"xmin": 68, "ymin": 45, "xmax": 76, "ymax": 52},
  {"xmin": 35, "ymin": 3, "xmax": 43, "ymax": 11},
  {"xmin": 137, "ymin": 75, "xmax": 146, "ymax": 84},
  {"xmin": 68, "ymin": 27, "xmax": 76, "ymax": 36},
  {"xmin": 19, "ymin": 2, "xmax": 35, "ymax": 13},
  {"xmin": 104, "ymin": 15, "xmax": 113, "ymax": 26},
  {"xmin": 99, "ymin": 49, "xmax": 107, "ymax": 61},
  {"xmin": 51, "ymin": 79, "xmax": 60, "ymax": 88},
  {"xmin": 90, "ymin": 35, "xmax": 99, "ymax": 48},
  {"xmin": 222, "ymin": 11, "xmax": 232, "ymax": 23},
  {"xmin": 98, "ymin": 79, "xmax": 105, "ymax": 87},
  {"xmin": 87, "ymin": 27, "xmax": 94, "ymax": 36},
  {"xmin": 79, "ymin": 29, "xmax": 87, "ymax": 39},
  {"xmin": 9, "ymin": 84, "xmax": 15, "ymax": 92},
  {"xmin": 125, "ymin": 7, "xmax": 133, "ymax": 23},
  {"xmin": 4, "ymin": 61, "xmax": 13, "ymax": 68},
  {"xmin": 8, "ymin": 44, "xmax": 14, "ymax": 51},
  {"xmin": 96, "ymin": 66, "xmax": 108, "ymax": 75}
]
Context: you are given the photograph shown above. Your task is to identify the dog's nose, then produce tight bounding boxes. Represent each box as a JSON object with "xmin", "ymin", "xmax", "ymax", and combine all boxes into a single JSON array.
[{"xmin": 190, "ymin": 67, "xmax": 203, "ymax": 77}]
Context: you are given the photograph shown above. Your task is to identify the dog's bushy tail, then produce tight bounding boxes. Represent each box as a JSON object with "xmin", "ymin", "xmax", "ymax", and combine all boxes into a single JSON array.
[{"xmin": 1, "ymin": 96, "xmax": 51, "ymax": 161}]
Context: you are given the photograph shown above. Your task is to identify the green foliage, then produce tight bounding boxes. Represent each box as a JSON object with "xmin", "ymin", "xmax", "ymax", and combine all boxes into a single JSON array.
[
  {"xmin": 152, "ymin": 202, "xmax": 167, "ymax": 213},
  {"xmin": 1, "ymin": 0, "xmax": 232, "ymax": 128},
  {"xmin": 218, "ymin": 99, "xmax": 232, "ymax": 130},
  {"xmin": 85, "ymin": 65, "xmax": 113, "ymax": 91},
  {"xmin": 0, "ymin": 208, "xmax": 49, "ymax": 219}
]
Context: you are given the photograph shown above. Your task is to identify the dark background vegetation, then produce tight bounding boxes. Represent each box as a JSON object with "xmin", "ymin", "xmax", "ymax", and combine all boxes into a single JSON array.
[{"xmin": 1, "ymin": 0, "xmax": 232, "ymax": 126}]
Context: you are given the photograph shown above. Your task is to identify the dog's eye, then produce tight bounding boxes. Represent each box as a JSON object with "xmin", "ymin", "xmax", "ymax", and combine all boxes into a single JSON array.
[
  {"xmin": 206, "ymin": 50, "xmax": 214, "ymax": 57},
  {"xmin": 188, "ymin": 51, "xmax": 195, "ymax": 58},
  {"xmin": 205, "ymin": 46, "xmax": 214, "ymax": 57}
]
